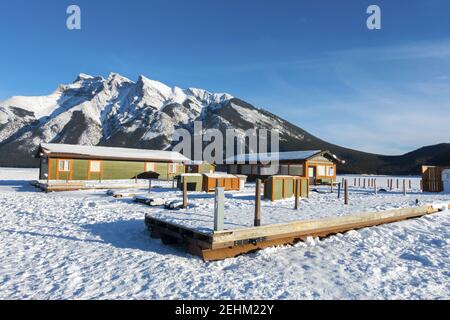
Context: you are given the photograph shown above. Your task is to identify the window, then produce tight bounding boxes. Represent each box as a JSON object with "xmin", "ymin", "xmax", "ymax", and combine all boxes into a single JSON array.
[
  {"xmin": 261, "ymin": 165, "xmax": 277, "ymax": 176},
  {"xmin": 317, "ymin": 165, "xmax": 326, "ymax": 176},
  {"xmin": 168, "ymin": 164, "xmax": 177, "ymax": 174},
  {"xmin": 280, "ymin": 165, "xmax": 289, "ymax": 175},
  {"xmin": 289, "ymin": 165, "xmax": 303, "ymax": 176},
  {"xmin": 146, "ymin": 162, "xmax": 156, "ymax": 172},
  {"xmin": 90, "ymin": 161, "xmax": 102, "ymax": 173},
  {"xmin": 229, "ymin": 165, "xmax": 238, "ymax": 174},
  {"xmin": 241, "ymin": 165, "xmax": 252, "ymax": 175},
  {"xmin": 58, "ymin": 160, "xmax": 70, "ymax": 172},
  {"xmin": 328, "ymin": 166, "xmax": 335, "ymax": 177}
]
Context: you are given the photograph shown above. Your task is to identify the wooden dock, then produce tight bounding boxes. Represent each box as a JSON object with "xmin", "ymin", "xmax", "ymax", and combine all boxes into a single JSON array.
[{"xmin": 145, "ymin": 204, "xmax": 450, "ymax": 261}]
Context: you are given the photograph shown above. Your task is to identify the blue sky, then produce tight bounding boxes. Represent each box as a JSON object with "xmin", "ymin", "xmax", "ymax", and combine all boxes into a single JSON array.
[{"xmin": 0, "ymin": 0, "xmax": 449, "ymax": 154}]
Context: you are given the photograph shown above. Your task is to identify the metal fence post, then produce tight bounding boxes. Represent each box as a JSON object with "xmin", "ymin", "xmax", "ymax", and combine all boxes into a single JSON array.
[{"xmin": 214, "ymin": 187, "xmax": 225, "ymax": 231}]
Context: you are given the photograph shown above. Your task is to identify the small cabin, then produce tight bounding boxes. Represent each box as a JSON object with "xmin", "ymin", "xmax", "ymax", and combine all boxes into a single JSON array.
[
  {"xmin": 202, "ymin": 173, "xmax": 241, "ymax": 192},
  {"xmin": 184, "ymin": 161, "xmax": 215, "ymax": 174},
  {"xmin": 264, "ymin": 176, "xmax": 309, "ymax": 201},
  {"xmin": 225, "ymin": 150, "xmax": 344, "ymax": 185},
  {"xmin": 36, "ymin": 143, "xmax": 190, "ymax": 181}
]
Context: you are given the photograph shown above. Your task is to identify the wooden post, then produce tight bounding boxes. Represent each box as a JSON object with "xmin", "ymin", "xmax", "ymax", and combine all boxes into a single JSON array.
[
  {"xmin": 337, "ymin": 183, "xmax": 341, "ymax": 199},
  {"xmin": 396, "ymin": 179, "xmax": 399, "ymax": 189},
  {"xmin": 172, "ymin": 178, "xmax": 175, "ymax": 189},
  {"xmin": 214, "ymin": 187, "xmax": 225, "ymax": 231},
  {"xmin": 374, "ymin": 179, "xmax": 377, "ymax": 195},
  {"xmin": 363, "ymin": 178, "xmax": 366, "ymax": 189},
  {"xmin": 354, "ymin": 178, "xmax": 356, "ymax": 187},
  {"xmin": 390, "ymin": 179, "xmax": 393, "ymax": 191},
  {"xmin": 183, "ymin": 180, "xmax": 188, "ymax": 209},
  {"xmin": 148, "ymin": 178, "xmax": 152, "ymax": 193},
  {"xmin": 295, "ymin": 179, "xmax": 300, "ymax": 210},
  {"xmin": 409, "ymin": 180, "xmax": 412, "ymax": 189},
  {"xmin": 344, "ymin": 179, "xmax": 349, "ymax": 205},
  {"xmin": 331, "ymin": 179, "xmax": 334, "ymax": 193},
  {"xmin": 255, "ymin": 179, "xmax": 262, "ymax": 226},
  {"xmin": 403, "ymin": 179, "xmax": 406, "ymax": 196},
  {"xmin": 358, "ymin": 178, "xmax": 361, "ymax": 187}
]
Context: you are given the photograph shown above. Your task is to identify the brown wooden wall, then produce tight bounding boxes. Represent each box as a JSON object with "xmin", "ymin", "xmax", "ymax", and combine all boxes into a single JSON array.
[{"xmin": 421, "ymin": 166, "xmax": 444, "ymax": 192}]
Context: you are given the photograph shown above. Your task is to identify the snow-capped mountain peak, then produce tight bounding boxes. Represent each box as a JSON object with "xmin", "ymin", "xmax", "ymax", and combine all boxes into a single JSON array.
[{"xmin": 0, "ymin": 72, "xmax": 319, "ymax": 167}]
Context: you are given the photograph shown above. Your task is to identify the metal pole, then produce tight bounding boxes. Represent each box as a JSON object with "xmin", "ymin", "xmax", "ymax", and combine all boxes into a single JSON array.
[
  {"xmin": 254, "ymin": 179, "xmax": 262, "ymax": 226},
  {"xmin": 337, "ymin": 182, "xmax": 341, "ymax": 199},
  {"xmin": 214, "ymin": 187, "xmax": 225, "ymax": 231},
  {"xmin": 295, "ymin": 178, "xmax": 300, "ymax": 210}
]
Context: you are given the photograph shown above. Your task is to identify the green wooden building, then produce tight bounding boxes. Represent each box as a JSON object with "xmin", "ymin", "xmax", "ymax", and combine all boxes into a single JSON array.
[
  {"xmin": 184, "ymin": 161, "xmax": 216, "ymax": 174},
  {"xmin": 225, "ymin": 150, "xmax": 345, "ymax": 185},
  {"xmin": 36, "ymin": 143, "xmax": 190, "ymax": 181}
]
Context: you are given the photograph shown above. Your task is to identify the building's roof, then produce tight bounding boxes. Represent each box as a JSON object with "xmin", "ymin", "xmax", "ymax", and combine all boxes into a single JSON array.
[
  {"xmin": 203, "ymin": 172, "xmax": 238, "ymax": 178},
  {"xmin": 185, "ymin": 160, "xmax": 214, "ymax": 166},
  {"xmin": 225, "ymin": 150, "xmax": 344, "ymax": 164},
  {"xmin": 37, "ymin": 143, "xmax": 190, "ymax": 163}
]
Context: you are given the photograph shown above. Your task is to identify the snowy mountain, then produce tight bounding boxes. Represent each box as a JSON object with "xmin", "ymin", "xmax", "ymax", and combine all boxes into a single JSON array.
[
  {"xmin": 1, "ymin": 73, "xmax": 449, "ymax": 174},
  {"xmin": 0, "ymin": 73, "xmax": 304, "ymax": 167}
]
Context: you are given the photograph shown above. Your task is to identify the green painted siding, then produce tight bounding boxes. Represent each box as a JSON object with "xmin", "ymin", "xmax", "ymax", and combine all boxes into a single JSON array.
[
  {"xmin": 50, "ymin": 159, "xmax": 57, "ymax": 179},
  {"xmin": 47, "ymin": 157, "xmax": 183, "ymax": 181},
  {"xmin": 72, "ymin": 159, "xmax": 89, "ymax": 180},
  {"xmin": 199, "ymin": 163, "xmax": 214, "ymax": 173},
  {"xmin": 264, "ymin": 176, "xmax": 309, "ymax": 201},
  {"xmin": 101, "ymin": 160, "xmax": 144, "ymax": 180},
  {"xmin": 177, "ymin": 174, "xmax": 203, "ymax": 191},
  {"xmin": 155, "ymin": 163, "xmax": 168, "ymax": 180}
]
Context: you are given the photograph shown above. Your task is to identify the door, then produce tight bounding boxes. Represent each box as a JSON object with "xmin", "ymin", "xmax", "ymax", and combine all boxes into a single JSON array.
[{"xmin": 308, "ymin": 166, "xmax": 316, "ymax": 185}]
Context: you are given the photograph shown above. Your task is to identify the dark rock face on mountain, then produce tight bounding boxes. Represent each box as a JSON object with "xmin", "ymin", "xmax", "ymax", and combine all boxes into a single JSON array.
[{"xmin": 0, "ymin": 73, "xmax": 448, "ymax": 174}]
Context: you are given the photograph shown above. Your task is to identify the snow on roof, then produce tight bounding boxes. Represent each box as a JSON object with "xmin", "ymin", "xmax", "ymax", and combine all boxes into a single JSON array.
[
  {"xmin": 39, "ymin": 143, "xmax": 190, "ymax": 163},
  {"xmin": 203, "ymin": 172, "xmax": 237, "ymax": 178},
  {"xmin": 225, "ymin": 150, "xmax": 323, "ymax": 163},
  {"xmin": 180, "ymin": 173, "xmax": 203, "ymax": 177},
  {"xmin": 185, "ymin": 160, "xmax": 211, "ymax": 166}
]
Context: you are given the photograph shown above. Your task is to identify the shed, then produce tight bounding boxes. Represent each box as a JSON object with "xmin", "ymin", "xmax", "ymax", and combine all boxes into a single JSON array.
[
  {"xmin": 36, "ymin": 143, "xmax": 190, "ymax": 181},
  {"xmin": 177, "ymin": 174, "xmax": 203, "ymax": 192},
  {"xmin": 225, "ymin": 150, "xmax": 344, "ymax": 185},
  {"xmin": 264, "ymin": 175, "xmax": 309, "ymax": 201},
  {"xmin": 202, "ymin": 173, "xmax": 241, "ymax": 192},
  {"xmin": 185, "ymin": 161, "xmax": 215, "ymax": 174}
]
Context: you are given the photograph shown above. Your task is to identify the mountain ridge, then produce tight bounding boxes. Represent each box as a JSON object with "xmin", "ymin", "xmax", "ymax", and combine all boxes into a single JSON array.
[{"xmin": 0, "ymin": 73, "xmax": 449, "ymax": 174}]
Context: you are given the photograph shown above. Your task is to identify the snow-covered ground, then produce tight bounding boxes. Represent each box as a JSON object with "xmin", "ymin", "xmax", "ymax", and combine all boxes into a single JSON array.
[
  {"xmin": 0, "ymin": 168, "xmax": 449, "ymax": 299},
  {"xmin": 146, "ymin": 175, "xmax": 448, "ymax": 233}
]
